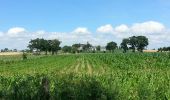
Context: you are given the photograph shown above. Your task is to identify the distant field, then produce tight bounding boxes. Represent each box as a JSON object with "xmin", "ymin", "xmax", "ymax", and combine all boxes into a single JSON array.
[
  {"xmin": 0, "ymin": 52, "xmax": 22, "ymax": 55},
  {"xmin": 0, "ymin": 53, "xmax": 170, "ymax": 99},
  {"xmin": 143, "ymin": 50, "xmax": 158, "ymax": 52}
]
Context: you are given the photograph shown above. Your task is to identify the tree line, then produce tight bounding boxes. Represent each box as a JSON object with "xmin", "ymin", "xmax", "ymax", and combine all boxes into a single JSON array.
[
  {"xmin": 158, "ymin": 47, "xmax": 170, "ymax": 52},
  {"xmin": 27, "ymin": 35, "xmax": 149, "ymax": 55},
  {"xmin": 121, "ymin": 36, "xmax": 149, "ymax": 53},
  {"xmin": 28, "ymin": 38, "xmax": 61, "ymax": 55}
]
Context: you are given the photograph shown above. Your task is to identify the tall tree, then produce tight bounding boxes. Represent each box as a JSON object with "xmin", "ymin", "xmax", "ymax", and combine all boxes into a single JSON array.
[
  {"xmin": 96, "ymin": 45, "xmax": 101, "ymax": 51},
  {"xmin": 83, "ymin": 42, "xmax": 92, "ymax": 52},
  {"xmin": 72, "ymin": 43, "xmax": 81, "ymax": 53},
  {"xmin": 106, "ymin": 41, "xmax": 117, "ymax": 52},
  {"xmin": 28, "ymin": 38, "xmax": 61, "ymax": 55},
  {"xmin": 28, "ymin": 38, "xmax": 48, "ymax": 54},
  {"xmin": 128, "ymin": 36, "xmax": 149, "ymax": 52},
  {"xmin": 62, "ymin": 46, "xmax": 72, "ymax": 53},
  {"xmin": 48, "ymin": 39, "xmax": 61, "ymax": 55},
  {"xmin": 39, "ymin": 39, "xmax": 49, "ymax": 55},
  {"xmin": 136, "ymin": 36, "xmax": 149, "ymax": 52},
  {"xmin": 4, "ymin": 48, "xmax": 9, "ymax": 52},
  {"xmin": 121, "ymin": 38, "xmax": 129, "ymax": 53},
  {"xmin": 128, "ymin": 36, "xmax": 138, "ymax": 52},
  {"xmin": 28, "ymin": 38, "xmax": 42, "ymax": 53}
]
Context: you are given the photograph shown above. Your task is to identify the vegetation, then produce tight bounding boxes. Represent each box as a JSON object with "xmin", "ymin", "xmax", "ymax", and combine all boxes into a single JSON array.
[
  {"xmin": 0, "ymin": 35, "xmax": 169, "ymax": 99},
  {"xmin": 0, "ymin": 53, "xmax": 170, "ymax": 99},
  {"xmin": 121, "ymin": 38, "xmax": 129, "ymax": 53},
  {"xmin": 28, "ymin": 38, "xmax": 61, "ymax": 55},
  {"xmin": 106, "ymin": 41, "xmax": 117, "ymax": 52},
  {"xmin": 121, "ymin": 36, "xmax": 149, "ymax": 53},
  {"xmin": 26, "ymin": 36, "xmax": 149, "ymax": 54},
  {"xmin": 158, "ymin": 46, "xmax": 170, "ymax": 52},
  {"xmin": 96, "ymin": 45, "xmax": 101, "ymax": 51},
  {"xmin": 82, "ymin": 42, "xmax": 92, "ymax": 52},
  {"xmin": 62, "ymin": 46, "xmax": 72, "ymax": 53},
  {"xmin": 22, "ymin": 52, "xmax": 27, "ymax": 60}
]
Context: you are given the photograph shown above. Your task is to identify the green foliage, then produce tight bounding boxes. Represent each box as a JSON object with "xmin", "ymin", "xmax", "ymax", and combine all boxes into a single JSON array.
[
  {"xmin": 0, "ymin": 53, "xmax": 170, "ymax": 99},
  {"xmin": 48, "ymin": 39, "xmax": 61, "ymax": 55},
  {"xmin": 106, "ymin": 41, "xmax": 117, "ymax": 52},
  {"xmin": 22, "ymin": 52, "xmax": 27, "ymax": 60},
  {"xmin": 28, "ymin": 38, "xmax": 61, "ymax": 55},
  {"xmin": 82, "ymin": 42, "xmax": 92, "ymax": 52},
  {"xmin": 72, "ymin": 43, "xmax": 81, "ymax": 53},
  {"xmin": 158, "ymin": 46, "xmax": 170, "ymax": 52},
  {"xmin": 96, "ymin": 45, "xmax": 101, "ymax": 51},
  {"xmin": 121, "ymin": 38, "xmax": 129, "ymax": 53},
  {"xmin": 128, "ymin": 36, "xmax": 149, "ymax": 52},
  {"xmin": 62, "ymin": 46, "xmax": 72, "ymax": 53}
]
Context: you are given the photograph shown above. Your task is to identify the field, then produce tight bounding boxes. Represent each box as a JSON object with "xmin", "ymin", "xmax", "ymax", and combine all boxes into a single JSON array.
[
  {"xmin": 0, "ymin": 53, "xmax": 170, "ymax": 100},
  {"xmin": 0, "ymin": 52, "xmax": 22, "ymax": 56}
]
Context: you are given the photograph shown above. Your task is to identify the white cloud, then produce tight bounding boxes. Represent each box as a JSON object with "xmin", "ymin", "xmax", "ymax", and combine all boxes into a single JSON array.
[
  {"xmin": 7, "ymin": 27, "xmax": 27, "ymax": 38},
  {"xmin": 131, "ymin": 21, "xmax": 165, "ymax": 34},
  {"xmin": 0, "ymin": 21, "xmax": 169, "ymax": 50},
  {"xmin": 31, "ymin": 30, "xmax": 46, "ymax": 39},
  {"xmin": 96, "ymin": 21, "xmax": 170, "ymax": 49},
  {"xmin": 72, "ymin": 27, "xmax": 91, "ymax": 35},
  {"xmin": 115, "ymin": 24, "xmax": 129, "ymax": 33},
  {"xmin": 0, "ymin": 32, "xmax": 4, "ymax": 37},
  {"xmin": 97, "ymin": 24, "xmax": 114, "ymax": 33},
  {"xmin": 48, "ymin": 32, "xmax": 76, "ymax": 40}
]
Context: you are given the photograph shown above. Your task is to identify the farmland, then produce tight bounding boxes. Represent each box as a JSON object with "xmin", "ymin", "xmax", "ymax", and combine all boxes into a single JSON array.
[{"xmin": 0, "ymin": 53, "xmax": 170, "ymax": 100}]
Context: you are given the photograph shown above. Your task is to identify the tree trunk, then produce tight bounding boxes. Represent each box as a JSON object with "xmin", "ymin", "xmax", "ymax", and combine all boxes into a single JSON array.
[
  {"xmin": 45, "ymin": 50, "xmax": 47, "ymax": 55},
  {"xmin": 52, "ymin": 51, "xmax": 54, "ymax": 55},
  {"xmin": 123, "ymin": 49, "xmax": 126, "ymax": 53}
]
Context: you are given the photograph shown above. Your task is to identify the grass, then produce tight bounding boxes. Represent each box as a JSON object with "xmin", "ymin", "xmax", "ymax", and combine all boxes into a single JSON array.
[{"xmin": 0, "ymin": 52, "xmax": 170, "ymax": 100}]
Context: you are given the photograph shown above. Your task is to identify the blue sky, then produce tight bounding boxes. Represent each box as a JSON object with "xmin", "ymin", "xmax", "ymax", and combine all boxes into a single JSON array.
[{"xmin": 0, "ymin": 0, "xmax": 170, "ymax": 49}]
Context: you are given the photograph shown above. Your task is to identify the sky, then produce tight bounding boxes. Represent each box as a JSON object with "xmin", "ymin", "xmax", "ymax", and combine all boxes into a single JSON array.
[{"xmin": 0, "ymin": 0, "xmax": 170, "ymax": 50}]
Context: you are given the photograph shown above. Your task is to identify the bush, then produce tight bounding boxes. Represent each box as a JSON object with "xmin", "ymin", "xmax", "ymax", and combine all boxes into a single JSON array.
[{"xmin": 22, "ymin": 52, "xmax": 27, "ymax": 60}]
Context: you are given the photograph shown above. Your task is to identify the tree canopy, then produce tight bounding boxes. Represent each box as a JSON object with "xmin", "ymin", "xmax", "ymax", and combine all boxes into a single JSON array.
[
  {"xmin": 121, "ymin": 38, "xmax": 129, "ymax": 53},
  {"xmin": 62, "ymin": 46, "xmax": 72, "ymax": 53},
  {"xmin": 127, "ymin": 36, "xmax": 149, "ymax": 52},
  {"xmin": 83, "ymin": 42, "xmax": 92, "ymax": 52},
  {"xmin": 28, "ymin": 38, "xmax": 61, "ymax": 55},
  {"xmin": 106, "ymin": 41, "xmax": 117, "ymax": 52}
]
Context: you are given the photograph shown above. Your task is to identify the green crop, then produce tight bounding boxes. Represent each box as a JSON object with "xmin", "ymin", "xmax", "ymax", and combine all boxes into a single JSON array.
[{"xmin": 0, "ymin": 53, "xmax": 170, "ymax": 100}]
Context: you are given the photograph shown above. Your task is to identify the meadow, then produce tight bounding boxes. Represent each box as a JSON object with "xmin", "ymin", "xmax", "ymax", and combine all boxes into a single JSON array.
[{"xmin": 0, "ymin": 53, "xmax": 170, "ymax": 100}]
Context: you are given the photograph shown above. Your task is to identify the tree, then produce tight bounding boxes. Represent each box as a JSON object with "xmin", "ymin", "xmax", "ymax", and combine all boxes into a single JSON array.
[
  {"xmin": 28, "ymin": 38, "xmax": 41, "ymax": 53},
  {"xmin": 128, "ymin": 36, "xmax": 149, "ymax": 52},
  {"xmin": 4, "ymin": 48, "xmax": 9, "ymax": 52},
  {"xmin": 28, "ymin": 38, "xmax": 61, "ymax": 55},
  {"xmin": 158, "ymin": 46, "xmax": 170, "ymax": 52},
  {"xmin": 28, "ymin": 38, "xmax": 49, "ymax": 54},
  {"xmin": 128, "ymin": 36, "xmax": 138, "ymax": 52},
  {"xmin": 121, "ymin": 38, "xmax": 129, "ymax": 53},
  {"xmin": 136, "ymin": 36, "xmax": 149, "ymax": 52},
  {"xmin": 40, "ymin": 39, "xmax": 49, "ymax": 55},
  {"xmin": 48, "ymin": 39, "xmax": 61, "ymax": 55},
  {"xmin": 83, "ymin": 42, "xmax": 92, "ymax": 52},
  {"xmin": 96, "ymin": 45, "xmax": 101, "ymax": 51},
  {"xmin": 62, "ymin": 46, "xmax": 72, "ymax": 53},
  {"xmin": 72, "ymin": 43, "xmax": 81, "ymax": 53},
  {"xmin": 158, "ymin": 47, "xmax": 163, "ymax": 52},
  {"xmin": 106, "ymin": 41, "xmax": 117, "ymax": 52}
]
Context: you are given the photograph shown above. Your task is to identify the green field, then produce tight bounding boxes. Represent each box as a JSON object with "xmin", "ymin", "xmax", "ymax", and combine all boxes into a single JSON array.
[{"xmin": 0, "ymin": 53, "xmax": 170, "ymax": 100}]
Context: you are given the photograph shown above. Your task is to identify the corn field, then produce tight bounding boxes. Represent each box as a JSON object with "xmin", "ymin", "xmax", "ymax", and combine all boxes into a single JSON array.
[{"xmin": 0, "ymin": 53, "xmax": 170, "ymax": 100}]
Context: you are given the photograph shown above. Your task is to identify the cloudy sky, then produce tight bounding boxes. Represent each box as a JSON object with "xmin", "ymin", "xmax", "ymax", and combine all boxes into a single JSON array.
[{"xmin": 0, "ymin": 0, "xmax": 170, "ymax": 50}]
